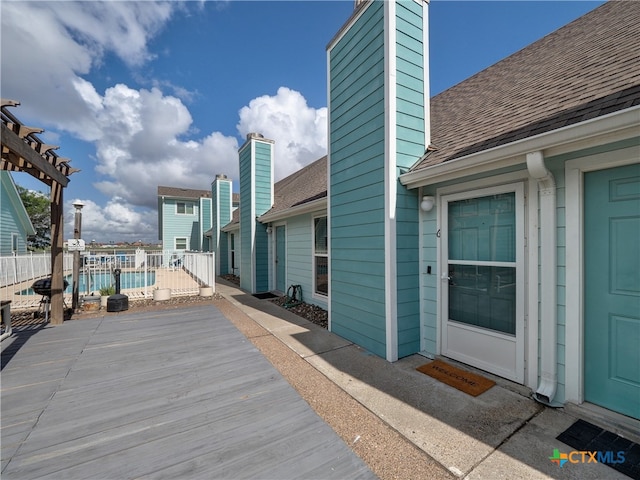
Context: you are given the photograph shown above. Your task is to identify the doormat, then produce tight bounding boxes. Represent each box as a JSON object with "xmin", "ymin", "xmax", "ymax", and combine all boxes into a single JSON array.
[
  {"xmin": 416, "ymin": 360, "xmax": 495, "ymax": 397},
  {"xmin": 253, "ymin": 292, "xmax": 278, "ymax": 300},
  {"xmin": 557, "ymin": 419, "xmax": 640, "ymax": 479}
]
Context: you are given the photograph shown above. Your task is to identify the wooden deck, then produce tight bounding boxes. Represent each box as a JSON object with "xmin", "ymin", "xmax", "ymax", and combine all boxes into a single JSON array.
[{"xmin": 1, "ymin": 305, "xmax": 375, "ymax": 479}]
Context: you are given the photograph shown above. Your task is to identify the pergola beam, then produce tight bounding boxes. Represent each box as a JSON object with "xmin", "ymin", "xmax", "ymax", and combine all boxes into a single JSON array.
[{"xmin": 1, "ymin": 122, "xmax": 69, "ymax": 186}]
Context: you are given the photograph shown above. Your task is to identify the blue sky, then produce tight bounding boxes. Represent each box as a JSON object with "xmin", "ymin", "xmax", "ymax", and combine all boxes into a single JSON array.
[{"xmin": 1, "ymin": 1, "xmax": 604, "ymax": 244}]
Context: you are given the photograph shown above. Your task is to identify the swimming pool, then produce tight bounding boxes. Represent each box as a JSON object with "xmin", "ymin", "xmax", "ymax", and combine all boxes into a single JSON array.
[{"xmin": 19, "ymin": 271, "xmax": 156, "ymax": 295}]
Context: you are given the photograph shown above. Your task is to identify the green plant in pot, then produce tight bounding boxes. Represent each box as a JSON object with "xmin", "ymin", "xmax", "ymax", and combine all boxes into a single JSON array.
[{"xmin": 99, "ymin": 285, "xmax": 116, "ymax": 297}]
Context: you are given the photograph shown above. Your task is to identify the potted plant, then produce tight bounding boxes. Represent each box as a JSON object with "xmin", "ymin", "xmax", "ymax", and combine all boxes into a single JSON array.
[{"xmin": 99, "ymin": 285, "xmax": 115, "ymax": 308}]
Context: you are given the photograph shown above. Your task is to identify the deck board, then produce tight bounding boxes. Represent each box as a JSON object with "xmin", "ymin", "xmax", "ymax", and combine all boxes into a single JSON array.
[{"xmin": 2, "ymin": 305, "xmax": 376, "ymax": 479}]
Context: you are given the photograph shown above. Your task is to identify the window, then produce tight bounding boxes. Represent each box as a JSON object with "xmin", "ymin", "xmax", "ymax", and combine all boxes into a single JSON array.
[
  {"xmin": 314, "ymin": 216, "xmax": 328, "ymax": 296},
  {"xmin": 447, "ymin": 192, "xmax": 517, "ymax": 335},
  {"xmin": 175, "ymin": 237, "xmax": 188, "ymax": 250},
  {"xmin": 11, "ymin": 234, "xmax": 19, "ymax": 254},
  {"xmin": 176, "ymin": 202, "xmax": 194, "ymax": 215}
]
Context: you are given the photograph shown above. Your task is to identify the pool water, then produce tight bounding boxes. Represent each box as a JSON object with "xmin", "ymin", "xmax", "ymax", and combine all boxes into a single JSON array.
[{"xmin": 20, "ymin": 271, "xmax": 156, "ymax": 295}]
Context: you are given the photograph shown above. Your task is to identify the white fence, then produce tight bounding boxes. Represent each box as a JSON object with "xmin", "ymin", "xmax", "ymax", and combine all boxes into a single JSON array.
[{"xmin": 0, "ymin": 250, "xmax": 215, "ymax": 310}]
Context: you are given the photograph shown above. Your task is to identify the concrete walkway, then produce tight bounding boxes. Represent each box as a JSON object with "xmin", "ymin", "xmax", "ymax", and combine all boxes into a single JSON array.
[{"xmin": 215, "ymin": 281, "xmax": 639, "ymax": 480}]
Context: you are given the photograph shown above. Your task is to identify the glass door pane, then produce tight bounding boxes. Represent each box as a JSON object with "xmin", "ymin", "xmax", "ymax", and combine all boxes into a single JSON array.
[{"xmin": 448, "ymin": 193, "xmax": 516, "ymax": 335}]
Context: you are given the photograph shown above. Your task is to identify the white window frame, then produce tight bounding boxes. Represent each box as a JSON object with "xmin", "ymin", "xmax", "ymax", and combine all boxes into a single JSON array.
[
  {"xmin": 175, "ymin": 237, "xmax": 188, "ymax": 250},
  {"xmin": 176, "ymin": 201, "xmax": 195, "ymax": 215},
  {"xmin": 230, "ymin": 233, "xmax": 236, "ymax": 274},
  {"xmin": 11, "ymin": 233, "xmax": 19, "ymax": 253},
  {"xmin": 313, "ymin": 215, "xmax": 328, "ymax": 298}
]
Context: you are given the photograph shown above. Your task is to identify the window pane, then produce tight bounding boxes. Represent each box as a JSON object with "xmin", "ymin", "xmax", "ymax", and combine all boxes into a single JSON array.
[
  {"xmin": 448, "ymin": 264, "xmax": 516, "ymax": 335},
  {"xmin": 448, "ymin": 193, "xmax": 515, "ymax": 262},
  {"xmin": 176, "ymin": 202, "xmax": 194, "ymax": 214},
  {"xmin": 175, "ymin": 238, "xmax": 187, "ymax": 250},
  {"xmin": 315, "ymin": 256, "xmax": 328, "ymax": 295},
  {"xmin": 314, "ymin": 217, "xmax": 327, "ymax": 254}
]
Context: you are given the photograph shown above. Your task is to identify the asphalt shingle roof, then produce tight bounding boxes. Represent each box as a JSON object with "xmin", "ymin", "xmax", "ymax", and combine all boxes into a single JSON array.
[
  {"xmin": 413, "ymin": 1, "xmax": 640, "ymax": 171},
  {"xmin": 158, "ymin": 186, "xmax": 211, "ymax": 199}
]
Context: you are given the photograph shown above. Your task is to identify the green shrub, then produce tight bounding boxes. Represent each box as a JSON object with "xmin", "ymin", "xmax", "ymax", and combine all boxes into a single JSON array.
[{"xmin": 99, "ymin": 285, "xmax": 116, "ymax": 296}]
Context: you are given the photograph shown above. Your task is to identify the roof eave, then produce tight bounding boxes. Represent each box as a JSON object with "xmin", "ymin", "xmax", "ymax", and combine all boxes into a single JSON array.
[
  {"xmin": 221, "ymin": 222, "xmax": 239, "ymax": 233},
  {"xmin": 258, "ymin": 197, "xmax": 327, "ymax": 224},
  {"xmin": 400, "ymin": 106, "xmax": 640, "ymax": 189}
]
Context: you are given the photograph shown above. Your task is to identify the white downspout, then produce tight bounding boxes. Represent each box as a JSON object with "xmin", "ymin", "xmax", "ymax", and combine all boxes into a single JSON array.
[{"xmin": 527, "ymin": 151, "xmax": 561, "ymax": 407}]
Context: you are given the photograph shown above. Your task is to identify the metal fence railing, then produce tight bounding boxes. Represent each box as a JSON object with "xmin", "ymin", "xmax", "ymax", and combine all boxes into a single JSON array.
[{"xmin": 0, "ymin": 250, "xmax": 215, "ymax": 310}]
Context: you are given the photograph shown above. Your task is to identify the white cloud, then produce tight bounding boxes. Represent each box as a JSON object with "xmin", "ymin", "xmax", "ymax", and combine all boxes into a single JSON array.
[
  {"xmin": 237, "ymin": 87, "xmax": 328, "ymax": 181},
  {"xmin": 66, "ymin": 198, "xmax": 155, "ymax": 244},
  {"xmin": 89, "ymin": 84, "xmax": 239, "ymax": 208},
  {"xmin": 3, "ymin": 2, "xmax": 328, "ymax": 243},
  {"xmin": 0, "ymin": 1, "xmax": 176, "ymax": 139}
]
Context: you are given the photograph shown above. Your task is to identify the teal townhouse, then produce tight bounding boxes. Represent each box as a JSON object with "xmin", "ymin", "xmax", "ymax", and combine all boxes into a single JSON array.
[
  {"xmin": 167, "ymin": 1, "xmax": 640, "ymax": 422},
  {"xmin": 0, "ymin": 171, "xmax": 35, "ymax": 255},
  {"xmin": 157, "ymin": 186, "xmax": 213, "ymax": 256}
]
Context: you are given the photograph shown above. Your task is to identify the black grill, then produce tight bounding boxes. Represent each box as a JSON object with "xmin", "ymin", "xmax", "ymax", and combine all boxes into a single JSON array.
[{"xmin": 32, "ymin": 278, "xmax": 69, "ymax": 297}]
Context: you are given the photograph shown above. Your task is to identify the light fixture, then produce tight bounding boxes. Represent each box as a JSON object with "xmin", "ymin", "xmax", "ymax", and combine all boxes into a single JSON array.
[
  {"xmin": 265, "ymin": 226, "xmax": 272, "ymax": 234},
  {"xmin": 72, "ymin": 200, "xmax": 84, "ymax": 212},
  {"xmin": 420, "ymin": 195, "xmax": 435, "ymax": 212}
]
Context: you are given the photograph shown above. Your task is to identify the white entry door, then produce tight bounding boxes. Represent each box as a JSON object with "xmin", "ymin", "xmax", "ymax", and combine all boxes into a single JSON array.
[{"xmin": 440, "ymin": 183, "xmax": 525, "ymax": 383}]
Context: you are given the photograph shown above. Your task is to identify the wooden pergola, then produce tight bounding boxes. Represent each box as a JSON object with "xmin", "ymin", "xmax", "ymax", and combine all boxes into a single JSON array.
[{"xmin": 1, "ymin": 99, "xmax": 79, "ymax": 325}]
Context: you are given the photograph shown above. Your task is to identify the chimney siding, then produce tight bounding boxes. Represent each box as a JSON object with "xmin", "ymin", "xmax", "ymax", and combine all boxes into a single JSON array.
[
  {"xmin": 239, "ymin": 134, "xmax": 274, "ymax": 293},
  {"xmin": 212, "ymin": 175, "xmax": 232, "ymax": 275},
  {"xmin": 328, "ymin": 0, "xmax": 428, "ymax": 360}
]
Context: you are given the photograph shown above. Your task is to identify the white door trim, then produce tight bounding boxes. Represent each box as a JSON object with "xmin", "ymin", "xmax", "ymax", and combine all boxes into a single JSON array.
[
  {"xmin": 439, "ymin": 181, "xmax": 526, "ymax": 383},
  {"xmin": 271, "ymin": 222, "xmax": 286, "ymax": 293},
  {"xmin": 564, "ymin": 145, "xmax": 639, "ymax": 405}
]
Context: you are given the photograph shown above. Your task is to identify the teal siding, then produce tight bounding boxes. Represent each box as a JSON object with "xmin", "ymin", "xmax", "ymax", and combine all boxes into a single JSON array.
[
  {"xmin": 420, "ymin": 207, "xmax": 438, "ymax": 355},
  {"xmin": 161, "ymin": 198, "xmax": 200, "ymax": 251},
  {"xmin": 239, "ymin": 138, "xmax": 273, "ymax": 293},
  {"xmin": 239, "ymin": 145, "xmax": 253, "ymax": 292},
  {"xmin": 329, "ymin": 0, "xmax": 387, "ymax": 358},
  {"xmin": 219, "ymin": 182, "xmax": 232, "ymax": 225},
  {"xmin": 284, "ymin": 215, "xmax": 329, "ymax": 310},
  {"xmin": 199, "ymin": 198, "xmax": 212, "ymax": 250},
  {"xmin": 254, "ymin": 143, "xmax": 272, "ymax": 216},
  {"xmin": 396, "ymin": 182, "xmax": 420, "ymax": 357},
  {"xmin": 213, "ymin": 179, "xmax": 232, "ymax": 272},
  {"xmin": 219, "ymin": 232, "xmax": 229, "ymax": 274},
  {"xmin": 255, "ymin": 141, "xmax": 272, "ymax": 292},
  {"xmin": 395, "ymin": 0, "xmax": 425, "ymax": 357},
  {"xmin": 0, "ymin": 172, "xmax": 33, "ymax": 255}
]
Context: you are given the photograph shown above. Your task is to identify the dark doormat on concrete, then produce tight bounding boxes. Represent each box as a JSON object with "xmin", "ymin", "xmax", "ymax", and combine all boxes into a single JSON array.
[
  {"xmin": 253, "ymin": 292, "xmax": 278, "ymax": 300},
  {"xmin": 556, "ymin": 418, "xmax": 640, "ymax": 479},
  {"xmin": 416, "ymin": 359, "xmax": 495, "ymax": 397}
]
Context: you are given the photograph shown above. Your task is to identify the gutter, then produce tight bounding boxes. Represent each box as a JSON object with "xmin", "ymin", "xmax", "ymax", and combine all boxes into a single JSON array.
[{"xmin": 527, "ymin": 151, "xmax": 562, "ymax": 407}]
